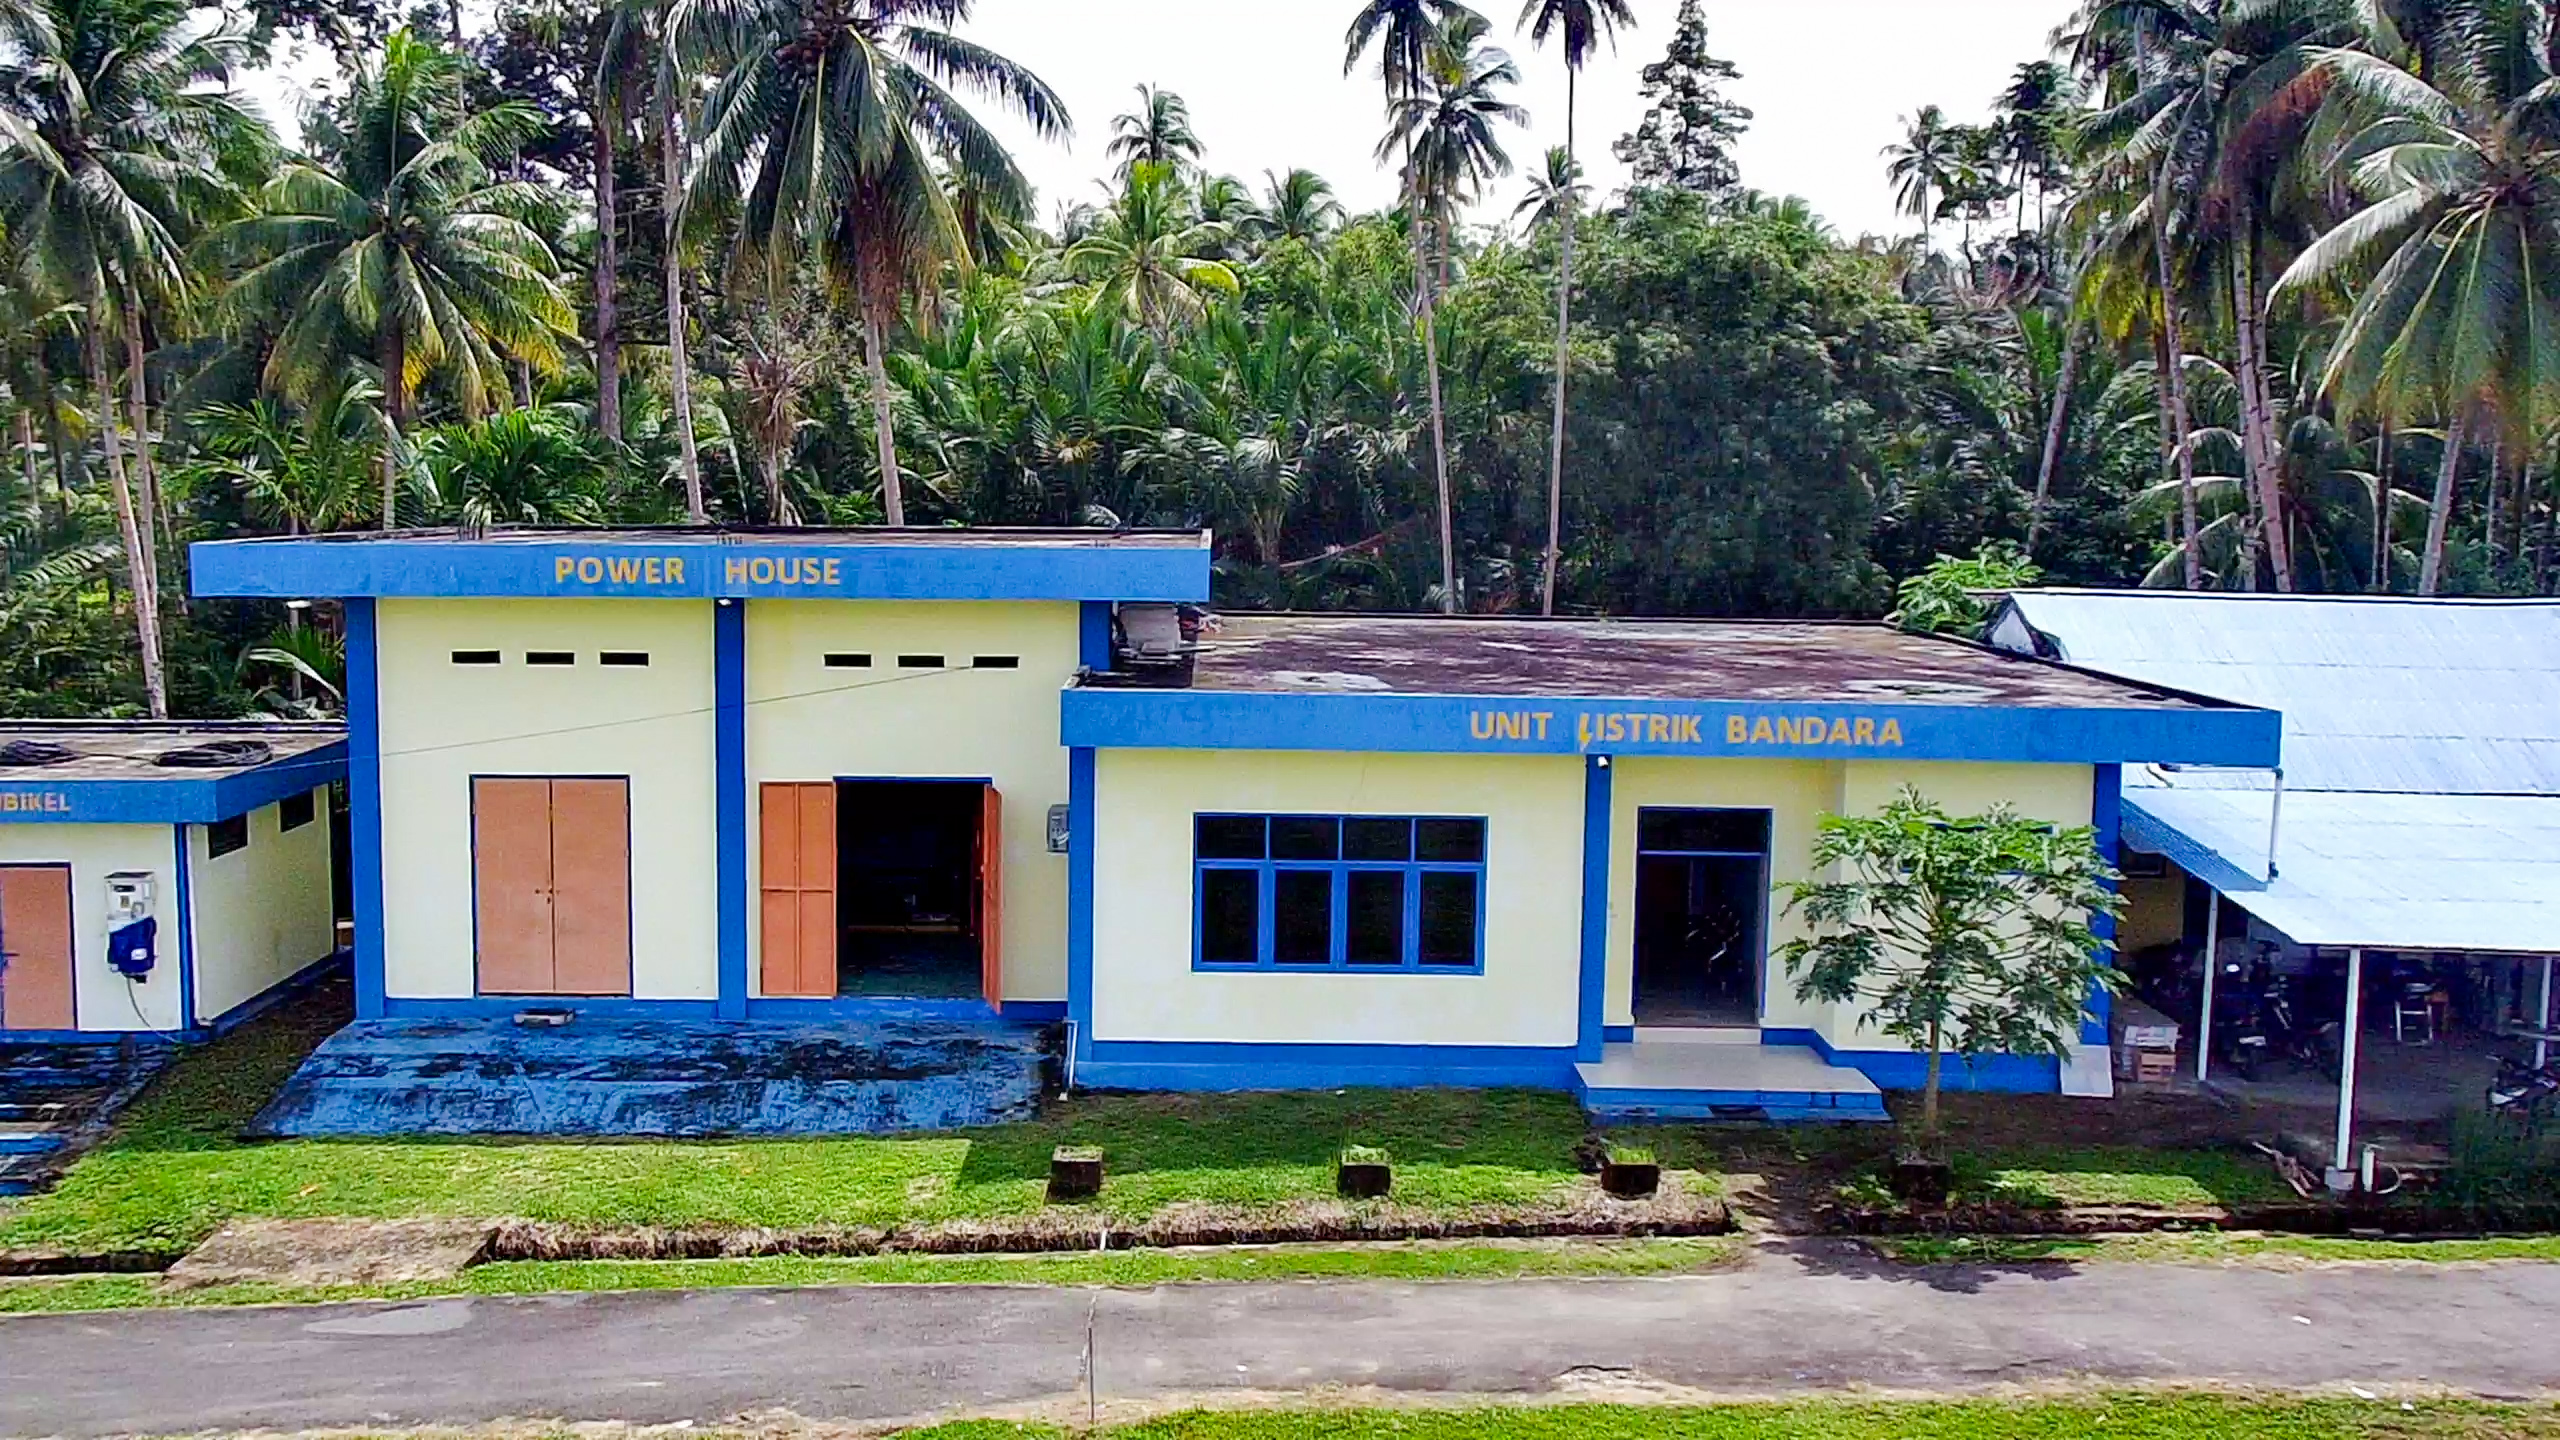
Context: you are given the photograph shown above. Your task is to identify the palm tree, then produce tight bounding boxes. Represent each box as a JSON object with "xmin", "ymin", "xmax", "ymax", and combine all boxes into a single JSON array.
[
  {"xmin": 2275, "ymin": 6, "xmax": 2560, "ymax": 595},
  {"xmin": 1517, "ymin": 0, "xmax": 1630, "ymax": 617},
  {"xmin": 205, "ymin": 30, "xmax": 578, "ymax": 536},
  {"xmin": 1347, "ymin": 0, "xmax": 1481, "ymax": 610},
  {"xmin": 1106, "ymin": 84, "xmax": 1203, "ymax": 181},
  {"xmin": 1255, "ymin": 168, "xmax": 1344, "ymax": 244},
  {"xmin": 601, "ymin": 0, "xmax": 706, "ymax": 520},
  {"xmin": 0, "ymin": 0, "xmax": 257, "ymax": 716},
  {"xmin": 1885, "ymin": 106, "xmax": 1960, "ymax": 243},
  {"xmin": 673, "ymin": 0, "xmax": 1068, "ymax": 528},
  {"xmin": 1060, "ymin": 161, "xmax": 1239, "ymax": 334},
  {"xmin": 1511, "ymin": 145, "xmax": 1584, "ymax": 231}
]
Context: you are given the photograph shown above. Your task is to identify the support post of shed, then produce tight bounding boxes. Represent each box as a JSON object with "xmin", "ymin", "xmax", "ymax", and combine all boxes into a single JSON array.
[
  {"xmin": 2331, "ymin": 947, "xmax": 2364, "ymax": 1183},
  {"xmin": 2540, "ymin": 956, "xmax": 2554, "ymax": 1072},
  {"xmin": 2195, "ymin": 892, "xmax": 2221, "ymax": 1083}
]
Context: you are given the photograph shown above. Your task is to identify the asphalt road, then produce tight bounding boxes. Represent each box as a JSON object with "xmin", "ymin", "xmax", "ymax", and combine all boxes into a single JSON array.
[{"xmin": 6, "ymin": 1247, "xmax": 2559, "ymax": 1435}]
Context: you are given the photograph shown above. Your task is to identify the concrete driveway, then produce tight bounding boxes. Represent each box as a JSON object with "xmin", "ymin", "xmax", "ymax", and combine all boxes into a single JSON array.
[{"xmin": 5, "ymin": 1244, "xmax": 2557, "ymax": 1435}]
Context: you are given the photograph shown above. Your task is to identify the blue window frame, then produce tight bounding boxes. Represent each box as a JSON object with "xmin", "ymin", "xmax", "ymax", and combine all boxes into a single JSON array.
[{"xmin": 1193, "ymin": 814, "xmax": 1487, "ymax": 974}]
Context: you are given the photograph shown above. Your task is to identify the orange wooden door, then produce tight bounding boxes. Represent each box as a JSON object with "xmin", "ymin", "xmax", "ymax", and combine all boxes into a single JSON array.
[
  {"xmin": 472, "ymin": 778, "xmax": 557, "ymax": 995},
  {"xmin": 977, "ymin": 785, "xmax": 1003, "ymax": 1011},
  {"xmin": 547, "ymin": 778, "xmax": 633, "ymax": 996},
  {"xmin": 759, "ymin": 782, "xmax": 837, "ymax": 998},
  {"xmin": 0, "ymin": 865, "xmax": 74, "ymax": 1031}
]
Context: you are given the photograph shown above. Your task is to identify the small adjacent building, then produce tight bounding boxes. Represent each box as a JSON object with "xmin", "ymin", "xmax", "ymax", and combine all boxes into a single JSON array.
[
  {"xmin": 0, "ymin": 722, "xmax": 345, "ymax": 1038},
  {"xmin": 189, "ymin": 528, "xmax": 2278, "ymax": 1123}
]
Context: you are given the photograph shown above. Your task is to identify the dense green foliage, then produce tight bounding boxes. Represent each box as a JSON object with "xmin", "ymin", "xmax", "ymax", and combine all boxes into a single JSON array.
[{"xmin": 3, "ymin": 0, "xmax": 2558, "ymax": 718}]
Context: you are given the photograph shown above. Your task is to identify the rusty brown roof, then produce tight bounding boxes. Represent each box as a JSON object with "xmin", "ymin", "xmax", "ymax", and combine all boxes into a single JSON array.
[{"xmin": 1180, "ymin": 614, "xmax": 2223, "ymax": 709}]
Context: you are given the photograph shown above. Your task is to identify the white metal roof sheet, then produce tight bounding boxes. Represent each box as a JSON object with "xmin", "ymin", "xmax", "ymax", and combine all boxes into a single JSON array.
[{"xmin": 1999, "ymin": 592, "xmax": 2560, "ymax": 795}]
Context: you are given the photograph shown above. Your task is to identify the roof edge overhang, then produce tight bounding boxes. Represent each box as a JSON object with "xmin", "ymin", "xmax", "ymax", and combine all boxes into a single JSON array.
[
  {"xmin": 189, "ymin": 532, "xmax": 1213, "ymax": 603},
  {"xmin": 1061, "ymin": 688, "xmax": 2282, "ymax": 766},
  {"xmin": 0, "ymin": 742, "xmax": 348, "ymax": 825}
]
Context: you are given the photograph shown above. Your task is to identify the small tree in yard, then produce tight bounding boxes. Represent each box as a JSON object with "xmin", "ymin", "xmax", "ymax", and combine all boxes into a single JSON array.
[{"xmin": 1779, "ymin": 787, "xmax": 2124, "ymax": 1143}]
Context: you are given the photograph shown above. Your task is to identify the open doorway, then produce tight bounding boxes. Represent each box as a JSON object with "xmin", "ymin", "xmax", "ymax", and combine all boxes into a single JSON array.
[
  {"xmin": 835, "ymin": 780, "xmax": 997, "ymax": 1000},
  {"xmin": 1632, "ymin": 808, "xmax": 1770, "ymax": 1028}
]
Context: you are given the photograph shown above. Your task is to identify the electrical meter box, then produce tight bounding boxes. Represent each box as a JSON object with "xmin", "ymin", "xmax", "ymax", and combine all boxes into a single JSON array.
[{"xmin": 104, "ymin": 871, "xmax": 158, "ymax": 980}]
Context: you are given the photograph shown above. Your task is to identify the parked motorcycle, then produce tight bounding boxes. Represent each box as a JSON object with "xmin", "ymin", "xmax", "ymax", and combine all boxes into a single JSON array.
[{"xmin": 2488, "ymin": 1055, "xmax": 2560, "ymax": 1123}]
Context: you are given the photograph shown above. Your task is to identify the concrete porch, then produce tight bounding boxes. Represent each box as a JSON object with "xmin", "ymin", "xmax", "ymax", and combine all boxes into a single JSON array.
[{"xmin": 1575, "ymin": 1028, "xmax": 1889, "ymax": 1122}]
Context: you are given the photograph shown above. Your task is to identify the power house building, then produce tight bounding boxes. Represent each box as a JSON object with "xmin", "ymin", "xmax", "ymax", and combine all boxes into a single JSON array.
[{"xmin": 191, "ymin": 528, "xmax": 2279, "ymax": 1121}]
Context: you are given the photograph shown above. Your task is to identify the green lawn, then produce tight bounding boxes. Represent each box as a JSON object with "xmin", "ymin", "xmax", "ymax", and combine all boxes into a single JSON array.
[
  {"xmin": 0, "ymin": 1236, "xmax": 1744, "ymax": 1313},
  {"xmin": 909, "ymin": 1397, "xmax": 2559, "ymax": 1439},
  {"xmin": 0, "ymin": 1005, "xmax": 1717, "ymax": 1257},
  {"xmin": 1837, "ymin": 1145, "xmax": 2296, "ymax": 1211},
  {"xmin": 1876, "ymin": 1231, "xmax": 2560, "ymax": 1267}
]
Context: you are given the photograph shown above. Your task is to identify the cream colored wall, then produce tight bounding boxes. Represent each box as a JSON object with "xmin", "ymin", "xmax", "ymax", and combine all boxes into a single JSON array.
[
  {"xmin": 1605, "ymin": 758, "xmax": 1836, "ymax": 1033},
  {"xmin": 746, "ymin": 600, "xmax": 1080, "ymax": 1001},
  {"xmin": 2120, "ymin": 870, "xmax": 2188, "ymax": 956},
  {"xmin": 0, "ymin": 823, "xmax": 181, "ymax": 1031},
  {"xmin": 187, "ymin": 789, "xmax": 337, "ymax": 1022},
  {"xmin": 1091, "ymin": 750, "xmax": 1584, "ymax": 1047},
  {"xmin": 377, "ymin": 598, "xmax": 719, "ymax": 1000}
]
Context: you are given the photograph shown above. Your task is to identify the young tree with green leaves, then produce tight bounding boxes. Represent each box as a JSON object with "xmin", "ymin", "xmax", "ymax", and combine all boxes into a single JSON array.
[
  {"xmin": 1780, "ymin": 787, "xmax": 2124, "ymax": 1137},
  {"xmin": 1519, "ymin": 0, "xmax": 1632, "ymax": 618}
]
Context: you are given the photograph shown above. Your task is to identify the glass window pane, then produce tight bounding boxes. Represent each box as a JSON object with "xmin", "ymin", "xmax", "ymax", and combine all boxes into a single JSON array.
[
  {"xmin": 1200, "ymin": 869, "xmax": 1260, "ymax": 963},
  {"xmin": 1419, "ymin": 872, "xmax": 1478, "ymax": 967},
  {"xmin": 1197, "ymin": 815, "xmax": 1266, "ymax": 860},
  {"xmin": 1272, "ymin": 816, "xmax": 1341, "ymax": 860},
  {"xmin": 1637, "ymin": 808, "xmax": 1771, "ymax": 854},
  {"xmin": 1416, "ymin": 817, "xmax": 1486, "ymax": 863},
  {"xmin": 1346, "ymin": 871, "xmax": 1407, "ymax": 965},
  {"xmin": 1344, "ymin": 817, "xmax": 1413, "ymax": 861},
  {"xmin": 1274, "ymin": 870, "xmax": 1334, "ymax": 963}
]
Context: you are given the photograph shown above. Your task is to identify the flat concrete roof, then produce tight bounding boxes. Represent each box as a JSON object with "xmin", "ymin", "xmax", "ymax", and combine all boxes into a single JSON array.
[
  {"xmin": 1179, "ymin": 614, "xmax": 2232, "ymax": 710},
  {"xmin": 0, "ymin": 721, "xmax": 346, "ymax": 784}
]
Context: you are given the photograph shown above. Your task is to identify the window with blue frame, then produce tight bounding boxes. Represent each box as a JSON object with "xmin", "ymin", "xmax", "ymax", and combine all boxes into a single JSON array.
[{"xmin": 1193, "ymin": 814, "xmax": 1486, "ymax": 973}]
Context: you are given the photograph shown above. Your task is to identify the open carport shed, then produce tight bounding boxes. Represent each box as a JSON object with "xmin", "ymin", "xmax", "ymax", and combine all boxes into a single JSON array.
[{"xmin": 1990, "ymin": 591, "xmax": 2560, "ymax": 1185}]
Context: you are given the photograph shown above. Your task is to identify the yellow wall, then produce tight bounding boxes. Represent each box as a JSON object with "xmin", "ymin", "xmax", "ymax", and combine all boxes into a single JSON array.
[
  {"xmin": 746, "ymin": 600, "xmax": 1079, "ymax": 1001},
  {"xmin": 1090, "ymin": 750, "xmax": 1584, "ymax": 1047},
  {"xmin": 0, "ymin": 823, "xmax": 181, "ymax": 1031},
  {"xmin": 376, "ymin": 598, "xmax": 719, "ymax": 1000},
  {"xmin": 187, "ymin": 789, "xmax": 336, "ymax": 1022},
  {"xmin": 2120, "ymin": 869, "xmax": 2188, "ymax": 956}
]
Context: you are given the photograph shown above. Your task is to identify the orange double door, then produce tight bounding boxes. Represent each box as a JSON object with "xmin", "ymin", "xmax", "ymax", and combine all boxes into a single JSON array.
[
  {"xmin": 0, "ymin": 865, "xmax": 75, "ymax": 1030},
  {"xmin": 472, "ymin": 777, "xmax": 633, "ymax": 997},
  {"xmin": 758, "ymin": 781, "xmax": 1004, "ymax": 1010}
]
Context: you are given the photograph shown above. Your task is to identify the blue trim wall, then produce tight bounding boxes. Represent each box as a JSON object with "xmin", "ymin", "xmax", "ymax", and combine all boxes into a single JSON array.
[
  {"xmin": 345, "ymin": 597, "xmax": 387, "ymax": 1021},
  {"xmin": 1079, "ymin": 601, "xmax": 1114, "ymax": 669},
  {"xmin": 1066, "ymin": 746, "xmax": 1097, "ymax": 1074},
  {"xmin": 191, "ymin": 535, "xmax": 1212, "ymax": 603},
  {"xmin": 1761, "ymin": 1027, "xmax": 2061, "ymax": 1094},
  {"xmin": 714, "ymin": 600, "xmax": 749, "ymax": 1021},
  {"xmin": 1077, "ymin": 1039, "xmax": 1581, "ymax": 1092},
  {"xmin": 1061, "ymin": 689, "xmax": 2279, "ymax": 768},
  {"xmin": 0, "ymin": 746, "xmax": 348, "ymax": 825},
  {"xmin": 1577, "ymin": 756, "xmax": 1612, "ymax": 1062},
  {"xmin": 170, "ymin": 823, "xmax": 196, "ymax": 1028},
  {"xmin": 2087, "ymin": 762, "xmax": 2123, "ymax": 1045},
  {"xmin": 372, "ymin": 993, "xmax": 1066, "ymax": 1026}
]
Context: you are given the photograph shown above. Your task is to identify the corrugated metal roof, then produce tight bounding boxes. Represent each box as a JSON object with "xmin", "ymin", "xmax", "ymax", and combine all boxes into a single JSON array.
[
  {"xmin": 1998, "ymin": 592, "xmax": 2560, "ymax": 795},
  {"xmin": 2123, "ymin": 788, "xmax": 2560, "ymax": 952}
]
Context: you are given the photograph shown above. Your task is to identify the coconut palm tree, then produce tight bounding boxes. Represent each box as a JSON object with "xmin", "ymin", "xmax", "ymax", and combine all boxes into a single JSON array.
[
  {"xmin": 1255, "ymin": 168, "xmax": 1344, "ymax": 244},
  {"xmin": 1517, "ymin": 0, "xmax": 1629, "ymax": 616},
  {"xmin": 672, "ymin": 0, "xmax": 1068, "ymax": 528},
  {"xmin": 1106, "ymin": 84, "xmax": 1203, "ymax": 181},
  {"xmin": 601, "ymin": 0, "xmax": 707, "ymax": 519},
  {"xmin": 204, "ymin": 30, "xmax": 579, "ymax": 537},
  {"xmin": 1380, "ymin": 12, "xmax": 1523, "ymax": 612},
  {"xmin": 1060, "ymin": 161, "xmax": 1239, "ymax": 334},
  {"xmin": 1886, "ymin": 106, "xmax": 1962, "ymax": 242},
  {"xmin": 2274, "ymin": 4, "xmax": 2560, "ymax": 595},
  {"xmin": 1511, "ymin": 145, "xmax": 1584, "ymax": 232},
  {"xmin": 0, "ymin": 0, "xmax": 258, "ymax": 715}
]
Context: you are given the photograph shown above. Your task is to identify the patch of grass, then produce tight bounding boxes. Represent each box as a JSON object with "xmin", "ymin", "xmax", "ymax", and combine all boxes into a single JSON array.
[
  {"xmin": 1932, "ymin": 1146, "xmax": 2293, "ymax": 1210},
  {"xmin": 0, "ymin": 1021, "xmax": 1706, "ymax": 1256},
  {"xmin": 890, "ymin": 1397, "xmax": 2560, "ymax": 1439},
  {"xmin": 1873, "ymin": 1231, "xmax": 2560, "ymax": 1267},
  {"xmin": 0, "ymin": 1237, "xmax": 1743, "ymax": 1313}
]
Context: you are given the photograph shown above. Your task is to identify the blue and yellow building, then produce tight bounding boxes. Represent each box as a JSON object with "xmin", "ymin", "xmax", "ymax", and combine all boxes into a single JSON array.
[{"xmin": 190, "ymin": 527, "xmax": 2279, "ymax": 1121}]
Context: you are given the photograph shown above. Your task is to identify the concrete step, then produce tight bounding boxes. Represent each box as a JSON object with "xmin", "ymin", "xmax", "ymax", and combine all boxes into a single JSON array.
[
  {"xmin": 1577, "ymin": 1041, "xmax": 1890, "ymax": 1124},
  {"xmin": 0, "ymin": 1124, "xmax": 66, "ymax": 1156}
]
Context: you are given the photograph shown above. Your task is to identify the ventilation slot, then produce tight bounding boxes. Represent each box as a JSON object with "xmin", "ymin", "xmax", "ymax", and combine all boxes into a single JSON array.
[
  {"xmin": 526, "ymin": 652, "xmax": 577, "ymax": 667},
  {"xmin": 824, "ymin": 653, "xmax": 873, "ymax": 669},
  {"xmin": 897, "ymin": 655, "xmax": 946, "ymax": 669},
  {"xmin": 599, "ymin": 652, "xmax": 651, "ymax": 668},
  {"xmin": 451, "ymin": 650, "xmax": 501, "ymax": 666},
  {"xmin": 972, "ymin": 656, "xmax": 1021, "ymax": 670}
]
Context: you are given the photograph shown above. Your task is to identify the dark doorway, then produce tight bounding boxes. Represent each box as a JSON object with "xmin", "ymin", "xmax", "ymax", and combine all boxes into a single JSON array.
[
  {"xmin": 836, "ymin": 780, "xmax": 987, "ymax": 999},
  {"xmin": 1633, "ymin": 808, "xmax": 1771, "ymax": 1028}
]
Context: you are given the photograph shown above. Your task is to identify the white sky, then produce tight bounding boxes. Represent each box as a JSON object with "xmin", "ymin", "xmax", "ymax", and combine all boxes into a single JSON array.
[{"xmin": 240, "ymin": 0, "xmax": 2076, "ymax": 241}]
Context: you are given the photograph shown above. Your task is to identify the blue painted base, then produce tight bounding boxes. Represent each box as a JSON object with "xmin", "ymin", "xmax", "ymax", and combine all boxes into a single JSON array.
[
  {"xmin": 1581, "ymin": 1094, "xmax": 1891, "ymax": 1123},
  {"xmin": 1602, "ymin": 1025, "xmax": 1636, "ymax": 1043},
  {"xmin": 1761, "ymin": 1027, "xmax": 2059, "ymax": 1094},
  {"xmin": 1077, "ymin": 1040, "xmax": 1580, "ymax": 1093},
  {"xmin": 251, "ymin": 1012, "xmax": 1057, "ymax": 1137},
  {"xmin": 373, "ymin": 994, "xmax": 1067, "ymax": 1025}
]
